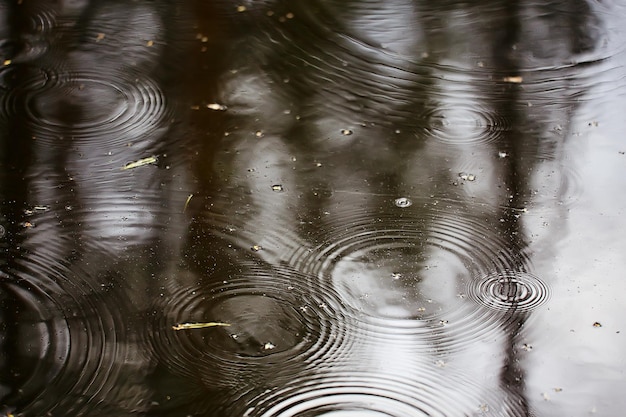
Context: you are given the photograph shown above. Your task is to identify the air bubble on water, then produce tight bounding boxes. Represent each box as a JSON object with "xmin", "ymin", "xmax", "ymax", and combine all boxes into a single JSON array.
[
  {"xmin": 340, "ymin": 129, "xmax": 353, "ymax": 136},
  {"xmin": 271, "ymin": 184, "xmax": 284, "ymax": 192},
  {"xmin": 394, "ymin": 197, "xmax": 412, "ymax": 208}
]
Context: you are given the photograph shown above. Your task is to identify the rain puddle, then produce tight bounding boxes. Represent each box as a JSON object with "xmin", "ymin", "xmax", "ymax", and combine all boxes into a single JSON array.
[{"xmin": 2, "ymin": 1, "xmax": 626, "ymax": 416}]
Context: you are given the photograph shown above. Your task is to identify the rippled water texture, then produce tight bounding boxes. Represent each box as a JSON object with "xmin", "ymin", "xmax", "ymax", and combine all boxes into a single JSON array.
[{"xmin": 2, "ymin": 1, "xmax": 626, "ymax": 416}]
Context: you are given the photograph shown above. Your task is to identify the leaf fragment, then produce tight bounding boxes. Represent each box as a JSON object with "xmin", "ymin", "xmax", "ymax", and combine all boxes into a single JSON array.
[
  {"xmin": 122, "ymin": 156, "xmax": 158, "ymax": 170},
  {"xmin": 503, "ymin": 75, "xmax": 523, "ymax": 83},
  {"xmin": 172, "ymin": 322, "xmax": 231, "ymax": 330}
]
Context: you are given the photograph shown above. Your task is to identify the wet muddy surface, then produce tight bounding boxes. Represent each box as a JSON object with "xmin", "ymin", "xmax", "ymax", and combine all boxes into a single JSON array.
[{"xmin": 2, "ymin": 1, "xmax": 626, "ymax": 416}]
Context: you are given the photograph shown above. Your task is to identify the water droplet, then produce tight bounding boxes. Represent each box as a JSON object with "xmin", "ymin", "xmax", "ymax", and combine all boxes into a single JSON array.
[
  {"xmin": 340, "ymin": 129, "xmax": 353, "ymax": 136},
  {"xmin": 394, "ymin": 197, "xmax": 412, "ymax": 208},
  {"xmin": 271, "ymin": 184, "xmax": 284, "ymax": 192}
]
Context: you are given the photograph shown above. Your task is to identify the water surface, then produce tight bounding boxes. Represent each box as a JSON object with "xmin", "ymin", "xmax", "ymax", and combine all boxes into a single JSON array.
[{"xmin": 1, "ymin": 1, "xmax": 626, "ymax": 416}]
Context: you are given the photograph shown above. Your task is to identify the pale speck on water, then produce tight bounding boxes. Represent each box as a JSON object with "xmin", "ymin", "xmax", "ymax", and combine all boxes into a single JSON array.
[
  {"xmin": 206, "ymin": 103, "xmax": 227, "ymax": 111},
  {"xmin": 458, "ymin": 172, "xmax": 476, "ymax": 181}
]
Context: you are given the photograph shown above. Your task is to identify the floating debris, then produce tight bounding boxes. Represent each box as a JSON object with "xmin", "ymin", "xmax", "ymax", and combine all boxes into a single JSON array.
[
  {"xmin": 96, "ymin": 33, "xmax": 105, "ymax": 41},
  {"xmin": 593, "ymin": 322, "xmax": 602, "ymax": 328},
  {"xmin": 503, "ymin": 75, "xmax": 523, "ymax": 83},
  {"xmin": 263, "ymin": 342, "xmax": 276, "ymax": 350},
  {"xmin": 394, "ymin": 197, "xmax": 412, "ymax": 208},
  {"xmin": 206, "ymin": 103, "xmax": 227, "ymax": 111},
  {"xmin": 251, "ymin": 245, "xmax": 263, "ymax": 252},
  {"xmin": 172, "ymin": 322, "xmax": 231, "ymax": 330},
  {"xmin": 271, "ymin": 184, "xmax": 284, "ymax": 192},
  {"xmin": 498, "ymin": 151, "xmax": 508, "ymax": 158},
  {"xmin": 146, "ymin": 40, "xmax": 154, "ymax": 47},
  {"xmin": 183, "ymin": 194, "xmax": 193, "ymax": 213},
  {"xmin": 340, "ymin": 129, "xmax": 353, "ymax": 136},
  {"xmin": 24, "ymin": 205, "xmax": 50, "ymax": 215},
  {"xmin": 3, "ymin": 59, "xmax": 11, "ymax": 66},
  {"xmin": 391, "ymin": 273, "xmax": 402, "ymax": 280},
  {"xmin": 459, "ymin": 172, "xmax": 476, "ymax": 181},
  {"xmin": 122, "ymin": 156, "xmax": 157, "ymax": 170},
  {"xmin": 237, "ymin": 5, "xmax": 246, "ymax": 12}
]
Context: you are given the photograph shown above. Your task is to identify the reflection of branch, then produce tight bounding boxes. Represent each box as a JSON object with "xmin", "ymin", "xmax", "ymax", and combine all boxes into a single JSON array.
[{"xmin": 171, "ymin": 322, "xmax": 231, "ymax": 330}]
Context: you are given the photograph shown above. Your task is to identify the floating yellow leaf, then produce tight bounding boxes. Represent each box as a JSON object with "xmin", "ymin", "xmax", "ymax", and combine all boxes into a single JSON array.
[
  {"xmin": 122, "ymin": 156, "xmax": 157, "ymax": 170},
  {"xmin": 172, "ymin": 322, "xmax": 231, "ymax": 330},
  {"xmin": 183, "ymin": 194, "xmax": 194, "ymax": 213}
]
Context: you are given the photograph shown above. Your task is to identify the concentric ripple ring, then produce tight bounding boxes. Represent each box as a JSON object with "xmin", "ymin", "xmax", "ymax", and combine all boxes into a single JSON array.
[{"xmin": 467, "ymin": 271, "xmax": 550, "ymax": 313}]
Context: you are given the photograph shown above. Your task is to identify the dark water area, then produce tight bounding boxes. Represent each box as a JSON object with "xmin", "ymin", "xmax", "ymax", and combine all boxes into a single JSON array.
[{"xmin": 1, "ymin": 1, "xmax": 626, "ymax": 416}]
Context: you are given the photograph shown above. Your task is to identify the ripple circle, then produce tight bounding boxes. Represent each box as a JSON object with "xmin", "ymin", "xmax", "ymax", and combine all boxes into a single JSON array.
[
  {"xmin": 0, "ymin": 66, "xmax": 170, "ymax": 146},
  {"xmin": 468, "ymin": 271, "xmax": 550, "ymax": 313},
  {"xmin": 423, "ymin": 104, "xmax": 510, "ymax": 145},
  {"xmin": 149, "ymin": 261, "xmax": 356, "ymax": 394},
  {"xmin": 246, "ymin": 370, "xmax": 527, "ymax": 417},
  {"xmin": 288, "ymin": 199, "xmax": 530, "ymax": 322}
]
